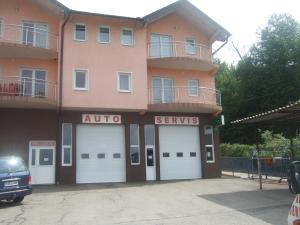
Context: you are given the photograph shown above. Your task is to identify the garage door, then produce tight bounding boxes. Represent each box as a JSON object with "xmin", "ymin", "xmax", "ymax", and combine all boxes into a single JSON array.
[
  {"xmin": 76, "ymin": 125, "xmax": 126, "ymax": 183},
  {"xmin": 159, "ymin": 125, "xmax": 201, "ymax": 180}
]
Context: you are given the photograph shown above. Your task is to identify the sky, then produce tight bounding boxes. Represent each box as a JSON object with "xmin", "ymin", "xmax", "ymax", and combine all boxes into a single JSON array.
[{"xmin": 57, "ymin": 0, "xmax": 300, "ymax": 63}]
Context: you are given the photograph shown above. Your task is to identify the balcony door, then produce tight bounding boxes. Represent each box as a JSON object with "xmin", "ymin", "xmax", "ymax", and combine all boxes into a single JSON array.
[
  {"xmin": 150, "ymin": 34, "xmax": 173, "ymax": 58},
  {"xmin": 20, "ymin": 69, "xmax": 47, "ymax": 97},
  {"xmin": 152, "ymin": 77, "xmax": 174, "ymax": 104},
  {"xmin": 22, "ymin": 22, "xmax": 48, "ymax": 49}
]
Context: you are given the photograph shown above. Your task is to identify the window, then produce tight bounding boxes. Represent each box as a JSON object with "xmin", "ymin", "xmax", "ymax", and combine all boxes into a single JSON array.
[
  {"xmin": 31, "ymin": 149, "xmax": 36, "ymax": 166},
  {"xmin": 150, "ymin": 34, "xmax": 173, "ymax": 58},
  {"xmin": 113, "ymin": 153, "xmax": 121, "ymax": 159},
  {"xmin": 190, "ymin": 152, "xmax": 197, "ymax": 157},
  {"xmin": 0, "ymin": 18, "xmax": 3, "ymax": 38},
  {"xmin": 73, "ymin": 69, "xmax": 88, "ymax": 90},
  {"xmin": 62, "ymin": 123, "xmax": 72, "ymax": 166},
  {"xmin": 162, "ymin": 152, "xmax": 170, "ymax": 157},
  {"xmin": 22, "ymin": 21, "xmax": 48, "ymax": 48},
  {"xmin": 39, "ymin": 149, "xmax": 53, "ymax": 166},
  {"xmin": 204, "ymin": 126, "xmax": 215, "ymax": 163},
  {"xmin": 186, "ymin": 38, "xmax": 196, "ymax": 55},
  {"xmin": 74, "ymin": 23, "xmax": 86, "ymax": 41},
  {"xmin": 81, "ymin": 153, "xmax": 89, "ymax": 159},
  {"xmin": 188, "ymin": 79, "xmax": 199, "ymax": 96},
  {"xmin": 177, "ymin": 152, "xmax": 183, "ymax": 157},
  {"xmin": 121, "ymin": 28, "xmax": 133, "ymax": 46},
  {"xmin": 99, "ymin": 26, "xmax": 111, "ymax": 43},
  {"xmin": 152, "ymin": 77, "xmax": 174, "ymax": 103},
  {"xmin": 20, "ymin": 68, "xmax": 47, "ymax": 97},
  {"xmin": 130, "ymin": 124, "xmax": 140, "ymax": 165},
  {"xmin": 118, "ymin": 72, "xmax": 132, "ymax": 92},
  {"xmin": 145, "ymin": 125, "xmax": 155, "ymax": 146},
  {"xmin": 97, "ymin": 153, "xmax": 105, "ymax": 159}
]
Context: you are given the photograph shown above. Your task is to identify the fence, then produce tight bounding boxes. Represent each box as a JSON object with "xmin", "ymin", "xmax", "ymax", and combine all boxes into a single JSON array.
[{"xmin": 221, "ymin": 156, "xmax": 290, "ymax": 180}]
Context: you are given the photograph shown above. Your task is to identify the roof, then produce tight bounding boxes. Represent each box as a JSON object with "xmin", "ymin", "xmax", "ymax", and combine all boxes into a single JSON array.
[
  {"xmin": 143, "ymin": 0, "xmax": 231, "ymax": 42},
  {"xmin": 231, "ymin": 100, "xmax": 300, "ymax": 125},
  {"xmin": 70, "ymin": 10, "xmax": 143, "ymax": 21}
]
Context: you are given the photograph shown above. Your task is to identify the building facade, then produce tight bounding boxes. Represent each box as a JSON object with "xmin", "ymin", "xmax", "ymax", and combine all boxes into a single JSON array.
[{"xmin": 0, "ymin": 0, "xmax": 230, "ymax": 184}]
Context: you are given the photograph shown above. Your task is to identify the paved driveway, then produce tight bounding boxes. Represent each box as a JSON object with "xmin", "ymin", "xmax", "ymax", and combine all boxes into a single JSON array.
[{"xmin": 0, "ymin": 177, "xmax": 294, "ymax": 225}]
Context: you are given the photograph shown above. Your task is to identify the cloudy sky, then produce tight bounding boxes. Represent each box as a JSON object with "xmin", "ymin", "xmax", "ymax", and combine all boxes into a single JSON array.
[{"xmin": 58, "ymin": 0, "xmax": 300, "ymax": 63}]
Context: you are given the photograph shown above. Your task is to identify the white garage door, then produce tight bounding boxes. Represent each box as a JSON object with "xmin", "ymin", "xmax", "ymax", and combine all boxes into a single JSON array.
[
  {"xmin": 76, "ymin": 125, "xmax": 126, "ymax": 184},
  {"xmin": 159, "ymin": 125, "xmax": 202, "ymax": 180}
]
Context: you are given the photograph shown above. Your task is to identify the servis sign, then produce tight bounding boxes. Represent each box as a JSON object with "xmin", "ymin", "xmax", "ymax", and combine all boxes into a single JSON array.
[
  {"xmin": 155, "ymin": 116, "xmax": 199, "ymax": 125},
  {"xmin": 82, "ymin": 114, "xmax": 121, "ymax": 124}
]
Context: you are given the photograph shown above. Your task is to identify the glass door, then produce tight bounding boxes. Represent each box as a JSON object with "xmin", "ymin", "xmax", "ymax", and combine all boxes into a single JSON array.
[
  {"xmin": 150, "ymin": 34, "xmax": 173, "ymax": 58},
  {"xmin": 152, "ymin": 77, "xmax": 174, "ymax": 103},
  {"xmin": 22, "ymin": 22, "xmax": 48, "ymax": 48},
  {"xmin": 21, "ymin": 69, "xmax": 33, "ymax": 96}
]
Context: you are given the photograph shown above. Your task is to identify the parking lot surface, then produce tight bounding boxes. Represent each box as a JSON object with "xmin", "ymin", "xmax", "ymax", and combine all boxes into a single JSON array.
[{"xmin": 0, "ymin": 177, "xmax": 294, "ymax": 225}]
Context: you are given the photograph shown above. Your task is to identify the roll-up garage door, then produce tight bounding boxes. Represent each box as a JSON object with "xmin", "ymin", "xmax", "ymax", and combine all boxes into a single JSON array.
[
  {"xmin": 76, "ymin": 124, "xmax": 126, "ymax": 183},
  {"xmin": 159, "ymin": 125, "xmax": 201, "ymax": 180}
]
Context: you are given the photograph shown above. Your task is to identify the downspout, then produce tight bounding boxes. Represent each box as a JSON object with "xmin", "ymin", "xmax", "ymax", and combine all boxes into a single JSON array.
[{"xmin": 56, "ymin": 10, "xmax": 71, "ymax": 184}]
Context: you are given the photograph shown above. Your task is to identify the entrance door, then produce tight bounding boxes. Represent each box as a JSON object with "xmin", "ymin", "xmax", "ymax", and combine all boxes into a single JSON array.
[
  {"xmin": 145, "ymin": 125, "xmax": 156, "ymax": 181},
  {"xmin": 152, "ymin": 77, "xmax": 174, "ymax": 104},
  {"xmin": 29, "ymin": 147, "xmax": 55, "ymax": 184}
]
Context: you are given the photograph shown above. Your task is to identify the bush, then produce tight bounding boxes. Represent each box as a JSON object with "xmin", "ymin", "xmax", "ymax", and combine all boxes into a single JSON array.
[{"xmin": 220, "ymin": 143, "xmax": 254, "ymax": 157}]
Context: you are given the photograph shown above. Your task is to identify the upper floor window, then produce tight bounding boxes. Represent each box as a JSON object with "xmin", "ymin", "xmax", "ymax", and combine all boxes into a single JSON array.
[
  {"xmin": 98, "ymin": 26, "xmax": 111, "ymax": 43},
  {"xmin": 20, "ymin": 68, "xmax": 47, "ymax": 97},
  {"xmin": 121, "ymin": 28, "xmax": 134, "ymax": 46},
  {"xmin": 188, "ymin": 79, "xmax": 199, "ymax": 96},
  {"xmin": 0, "ymin": 18, "xmax": 3, "ymax": 38},
  {"xmin": 150, "ymin": 34, "xmax": 173, "ymax": 58},
  {"xmin": 152, "ymin": 77, "xmax": 174, "ymax": 104},
  {"xmin": 22, "ymin": 21, "xmax": 48, "ymax": 48},
  {"xmin": 186, "ymin": 38, "xmax": 196, "ymax": 55},
  {"xmin": 74, "ymin": 23, "xmax": 86, "ymax": 41},
  {"xmin": 73, "ymin": 69, "xmax": 89, "ymax": 90},
  {"xmin": 118, "ymin": 72, "xmax": 132, "ymax": 92}
]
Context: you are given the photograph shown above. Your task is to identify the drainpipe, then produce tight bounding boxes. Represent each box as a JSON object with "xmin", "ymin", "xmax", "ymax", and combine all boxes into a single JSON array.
[{"xmin": 56, "ymin": 10, "xmax": 71, "ymax": 184}]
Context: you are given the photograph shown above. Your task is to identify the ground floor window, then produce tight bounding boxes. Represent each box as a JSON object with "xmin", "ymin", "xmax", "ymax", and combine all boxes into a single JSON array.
[
  {"xmin": 130, "ymin": 124, "xmax": 140, "ymax": 165},
  {"xmin": 204, "ymin": 125, "xmax": 215, "ymax": 163},
  {"xmin": 62, "ymin": 123, "xmax": 72, "ymax": 166}
]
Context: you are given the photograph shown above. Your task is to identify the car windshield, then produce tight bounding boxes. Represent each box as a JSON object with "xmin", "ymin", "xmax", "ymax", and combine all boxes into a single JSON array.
[{"xmin": 0, "ymin": 157, "xmax": 27, "ymax": 173}]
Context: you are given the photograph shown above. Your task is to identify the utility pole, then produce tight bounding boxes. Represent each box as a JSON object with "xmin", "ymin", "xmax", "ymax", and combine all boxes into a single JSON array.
[{"xmin": 255, "ymin": 142, "xmax": 262, "ymax": 190}]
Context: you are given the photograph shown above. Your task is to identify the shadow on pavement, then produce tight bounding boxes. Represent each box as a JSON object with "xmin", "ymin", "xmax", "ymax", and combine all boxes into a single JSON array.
[{"xmin": 199, "ymin": 189, "xmax": 294, "ymax": 225}]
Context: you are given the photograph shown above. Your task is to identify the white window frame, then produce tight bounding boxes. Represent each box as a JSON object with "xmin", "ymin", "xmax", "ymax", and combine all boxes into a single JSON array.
[
  {"xmin": 73, "ymin": 23, "xmax": 87, "ymax": 42},
  {"xmin": 0, "ymin": 18, "xmax": 4, "ymax": 38},
  {"xmin": 204, "ymin": 125, "xmax": 215, "ymax": 163},
  {"xmin": 19, "ymin": 68, "xmax": 48, "ymax": 97},
  {"xmin": 188, "ymin": 79, "xmax": 199, "ymax": 96},
  {"xmin": 185, "ymin": 37, "xmax": 197, "ymax": 55},
  {"xmin": 73, "ymin": 69, "xmax": 89, "ymax": 91},
  {"xmin": 121, "ymin": 28, "xmax": 134, "ymax": 46},
  {"xmin": 62, "ymin": 123, "xmax": 72, "ymax": 166},
  {"xmin": 117, "ymin": 71, "xmax": 132, "ymax": 93},
  {"xmin": 22, "ymin": 21, "xmax": 49, "ymax": 48},
  {"xmin": 130, "ymin": 124, "xmax": 140, "ymax": 165},
  {"xmin": 98, "ymin": 25, "xmax": 111, "ymax": 44}
]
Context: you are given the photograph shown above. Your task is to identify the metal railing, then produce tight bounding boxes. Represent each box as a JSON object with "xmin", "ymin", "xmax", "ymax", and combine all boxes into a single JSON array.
[
  {"xmin": 222, "ymin": 156, "xmax": 290, "ymax": 180},
  {"xmin": 147, "ymin": 41, "xmax": 212, "ymax": 62},
  {"xmin": 0, "ymin": 23, "xmax": 58, "ymax": 52},
  {"xmin": 149, "ymin": 86, "xmax": 221, "ymax": 106},
  {"xmin": 0, "ymin": 76, "xmax": 57, "ymax": 102}
]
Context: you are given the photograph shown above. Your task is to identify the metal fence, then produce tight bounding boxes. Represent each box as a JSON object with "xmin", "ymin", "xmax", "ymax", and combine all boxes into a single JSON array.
[{"xmin": 221, "ymin": 156, "xmax": 290, "ymax": 180}]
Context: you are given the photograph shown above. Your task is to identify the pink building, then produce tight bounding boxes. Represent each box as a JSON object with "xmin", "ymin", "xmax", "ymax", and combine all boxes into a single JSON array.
[{"xmin": 0, "ymin": 0, "xmax": 230, "ymax": 184}]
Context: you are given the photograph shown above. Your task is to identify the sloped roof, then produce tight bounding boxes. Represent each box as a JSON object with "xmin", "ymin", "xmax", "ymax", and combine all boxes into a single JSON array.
[
  {"xmin": 231, "ymin": 100, "xmax": 300, "ymax": 124},
  {"xmin": 143, "ymin": 0, "xmax": 231, "ymax": 42}
]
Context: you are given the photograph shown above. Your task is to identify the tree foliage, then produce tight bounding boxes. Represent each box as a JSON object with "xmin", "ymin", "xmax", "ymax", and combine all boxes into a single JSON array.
[{"xmin": 216, "ymin": 14, "xmax": 300, "ymax": 145}]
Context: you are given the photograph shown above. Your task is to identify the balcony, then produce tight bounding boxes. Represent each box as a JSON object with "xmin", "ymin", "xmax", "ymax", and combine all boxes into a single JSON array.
[
  {"xmin": 0, "ymin": 24, "xmax": 58, "ymax": 59},
  {"xmin": 148, "ymin": 86, "xmax": 222, "ymax": 114},
  {"xmin": 147, "ymin": 41, "xmax": 214, "ymax": 71},
  {"xmin": 0, "ymin": 76, "xmax": 57, "ymax": 109}
]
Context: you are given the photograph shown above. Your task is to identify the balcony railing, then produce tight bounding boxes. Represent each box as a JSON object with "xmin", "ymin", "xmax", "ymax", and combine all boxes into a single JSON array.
[
  {"xmin": 149, "ymin": 86, "xmax": 221, "ymax": 106},
  {"xmin": 0, "ymin": 76, "xmax": 57, "ymax": 103},
  {"xmin": 148, "ymin": 41, "xmax": 212, "ymax": 62},
  {"xmin": 0, "ymin": 24, "xmax": 58, "ymax": 52}
]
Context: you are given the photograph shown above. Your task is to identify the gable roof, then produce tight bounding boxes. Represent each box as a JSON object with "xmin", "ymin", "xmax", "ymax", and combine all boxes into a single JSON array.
[{"xmin": 143, "ymin": 0, "xmax": 230, "ymax": 42}]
